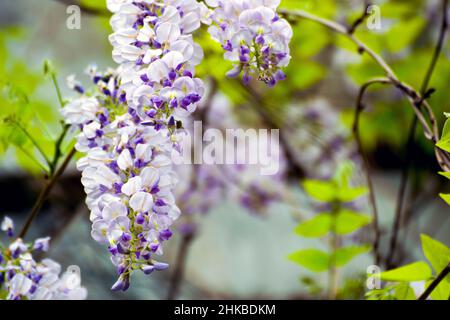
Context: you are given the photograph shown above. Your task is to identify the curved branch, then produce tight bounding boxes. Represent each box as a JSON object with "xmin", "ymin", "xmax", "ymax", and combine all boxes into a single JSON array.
[
  {"xmin": 386, "ymin": 0, "xmax": 449, "ymax": 269},
  {"xmin": 279, "ymin": 8, "xmax": 450, "ymax": 172}
]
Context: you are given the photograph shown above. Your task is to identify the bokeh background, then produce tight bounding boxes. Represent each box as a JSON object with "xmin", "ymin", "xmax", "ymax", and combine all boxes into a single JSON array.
[{"xmin": 0, "ymin": 0, "xmax": 449, "ymax": 299}]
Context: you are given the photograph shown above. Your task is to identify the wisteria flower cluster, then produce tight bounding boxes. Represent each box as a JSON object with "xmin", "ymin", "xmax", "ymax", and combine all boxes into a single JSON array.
[
  {"xmin": 108, "ymin": 0, "xmax": 206, "ymax": 127},
  {"xmin": 62, "ymin": 68, "xmax": 183, "ymax": 291},
  {"xmin": 0, "ymin": 217, "xmax": 87, "ymax": 300},
  {"xmin": 60, "ymin": 0, "xmax": 293, "ymax": 292},
  {"xmin": 205, "ymin": 0, "xmax": 293, "ymax": 85}
]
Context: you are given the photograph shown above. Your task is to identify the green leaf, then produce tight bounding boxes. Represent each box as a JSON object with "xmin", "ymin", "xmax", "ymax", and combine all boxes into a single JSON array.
[
  {"xmin": 288, "ymin": 249, "xmax": 329, "ymax": 272},
  {"xmin": 335, "ymin": 211, "xmax": 372, "ymax": 235},
  {"xmin": 337, "ymin": 186, "xmax": 368, "ymax": 202},
  {"xmin": 420, "ymin": 234, "xmax": 450, "ymax": 277},
  {"xmin": 436, "ymin": 141, "xmax": 450, "ymax": 153},
  {"xmin": 378, "ymin": 262, "xmax": 432, "ymax": 282},
  {"xmin": 394, "ymin": 283, "xmax": 416, "ymax": 300},
  {"xmin": 439, "ymin": 193, "xmax": 450, "ymax": 205},
  {"xmin": 294, "ymin": 211, "xmax": 372, "ymax": 238},
  {"xmin": 438, "ymin": 171, "xmax": 450, "ymax": 180},
  {"xmin": 437, "ymin": 118, "xmax": 450, "ymax": 152},
  {"xmin": 334, "ymin": 245, "xmax": 371, "ymax": 267},
  {"xmin": 302, "ymin": 179, "xmax": 336, "ymax": 202},
  {"xmin": 440, "ymin": 117, "xmax": 450, "ymax": 141},
  {"xmin": 294, "ymin": 214, "xmax": 331, "ymax": 238}
]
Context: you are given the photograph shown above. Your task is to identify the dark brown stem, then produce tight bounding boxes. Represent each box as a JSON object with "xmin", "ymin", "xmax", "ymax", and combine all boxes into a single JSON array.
[
  {"xmin": 352, "ymin": 78, "xmax": 391, "ymax": 265},
  {"xmin": 418, "ymin": 262, "xmax": 450, "ymax": 300},
  {"xmin": 167, "ymin": 233, "xmax": 195, "ymax": 300},
  {"xmin": 18, "ymin": 147, "xmax": 76, "ymax": 239},
  {"xmin": 348, "ymin": 2, "xmax": 372, "ymax": 34},
  {"xmin": 386, "ymin": 0, "xmax": 449, "ymax": 268}
]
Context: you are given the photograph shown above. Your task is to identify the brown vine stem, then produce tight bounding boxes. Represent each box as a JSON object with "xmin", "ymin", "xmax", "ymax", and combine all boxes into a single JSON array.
[
  {"xmin": 418, "ymin": 262, "xmax": 450, "ymax": 300},
  {"xmin": 348, "ymin": 2, "xmax": 372, "ymax": 35},
  {"xmin": 18, "ymin": 147, "xmax": 76, "ymax": 239},
  {"xmin": 386, "ymin": 0, "xmax": 449, "ymax": 269},
  {"xmin": 279, "ymin": 8, "xmax": 450, "ymax": 172},
  {"xmin": 167, "ymin": 233, "xmax": 195, "ymax": 300},
  {"xmin": 353, "ymin": 77, "xmax": 392, "ymax": 265},
  {"xmin": 280, "ymin": 6, "xmax": 450, "ymax": 268}
]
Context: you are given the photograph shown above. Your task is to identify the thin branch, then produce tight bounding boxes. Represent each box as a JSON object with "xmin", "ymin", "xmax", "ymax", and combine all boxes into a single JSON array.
[
  {"xmin": 279, "ymin": 8, "xmax": 450, "ymax": 172},
  {"xmin": 18, "ymin": 147, "xmax": 77, "ymax": 239},
  {"xmin": 51, "ymin": 73, "xmax": 65, "ymax": 108},
  {"xmin": 418, "ymin": 262, "xmax": 450, "ymax": 300},
  {"xmin": 348, "ymin": 2, "xmax": 372, "ymax": 34},
  {"xmin": 352, "ymin": 77, "xmax": 392, "ymax": 265},
  {"xmin": 167, "ymin": 233, "xmax": 195, "ymax": 300},
  {"xmin": 52, "ymin": 0, "xmax": 110, "ymax": 17},
  {"xmin": 420, "ymin": 0, "xmax": 449, "ymax": 95},
  {"xmin": 386, "ymin": 0, "xmax": 449, "ymax": 268}
]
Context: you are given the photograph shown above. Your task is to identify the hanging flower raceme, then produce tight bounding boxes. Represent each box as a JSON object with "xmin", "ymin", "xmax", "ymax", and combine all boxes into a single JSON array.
[
  {"xmin": 205, "ymin": 0, "xmax": 293, "ymax": 86},
  {"xmin": 108, "ymin": 0, "xmax": 206, "ymax": 129},
  {"xmin": 87, "ymin": 0, "xmax": 207, "ymax": 290},
  {"xmin": 62, "ymin": 68, "xmax": 182, "ymax": 291},
  {"xmin": 0, "ymin": 217, "xmax": 87, "ymax": 300}
]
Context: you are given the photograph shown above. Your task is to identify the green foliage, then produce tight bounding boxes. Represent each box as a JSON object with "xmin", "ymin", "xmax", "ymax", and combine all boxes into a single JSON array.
[
  {"xmin": 290, "ymin": 162, "xmax": 371, "ymax": 297},
  {"xmin": 289, "ymin": 249, "xmax": 330, "ymax": 272},
  {"xmin": 421, "ymin": 235, "xmax": 450, "ymax": 282},
  {"xmin": 368, "ymin": 234, "xmax": 450, "ymax": 300},
  {"xmin": 378, "ymin": 262, "xmax": 432, "ymax": 282},
  {"xmin": 437, "ymin": 114, "xmax": 450, "ymax": 153},
  {"xmin": 302, "ymin": 167, "xmax": 368, "ymax": 203},
  {"xmin": 366, "ymin": 283, "xmax": 416, "ymax": 300},
  {"xmin": 289, "ymin": 245, "xmax": 371, "ymax": 273},
  {"xmin": 0, "ymin": 30, "xmax": 69, "ymax": 174},
  {"xmin": 334, "ymin": 0, "xmax": 449, "ymax": 157},
  {"xmin": 437, "ymin": 118, "xmax": 450, "ymax": 204},
  {"xmin": 385, "ymin": 17, "xmax": 426, "ymax": 53},
  {"xmin": 295, "ymin": 210, "xmax": 371, "ymax": 238},
  {"xmin": 335, "ymin": 245, "xmax": 371, "ymax": 267}
]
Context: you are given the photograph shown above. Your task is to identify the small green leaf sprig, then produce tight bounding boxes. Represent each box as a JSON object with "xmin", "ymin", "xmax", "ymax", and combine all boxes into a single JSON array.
[
  {"xmin": 367, "ymin": 235, "xmax": 450, "ymax": 300},
  {"xmin": 289, "ymin": 163, "xmax": 372, "ymax": 298}
]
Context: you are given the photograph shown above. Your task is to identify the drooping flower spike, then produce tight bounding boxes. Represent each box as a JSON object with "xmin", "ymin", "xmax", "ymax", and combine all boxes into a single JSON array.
[
  {"xmin": 62, "ymin": 68, "xmax": 184, "ymax": 291},
  {"xmin": 204, "ymin": 0, "xmax": 293, "ymax": 86},
  {"xmin": 61, "ymin": 0, "xmax": 293, "ymax": 292},
  {"xmin": 108, "ymin": 0, "xmax": 206, "ymax": 127}
]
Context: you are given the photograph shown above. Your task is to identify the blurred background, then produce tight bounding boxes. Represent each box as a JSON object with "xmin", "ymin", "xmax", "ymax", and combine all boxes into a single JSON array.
[{"xmin": 0, "ymin": 0, "xmax": 449, "ymax": 299}]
